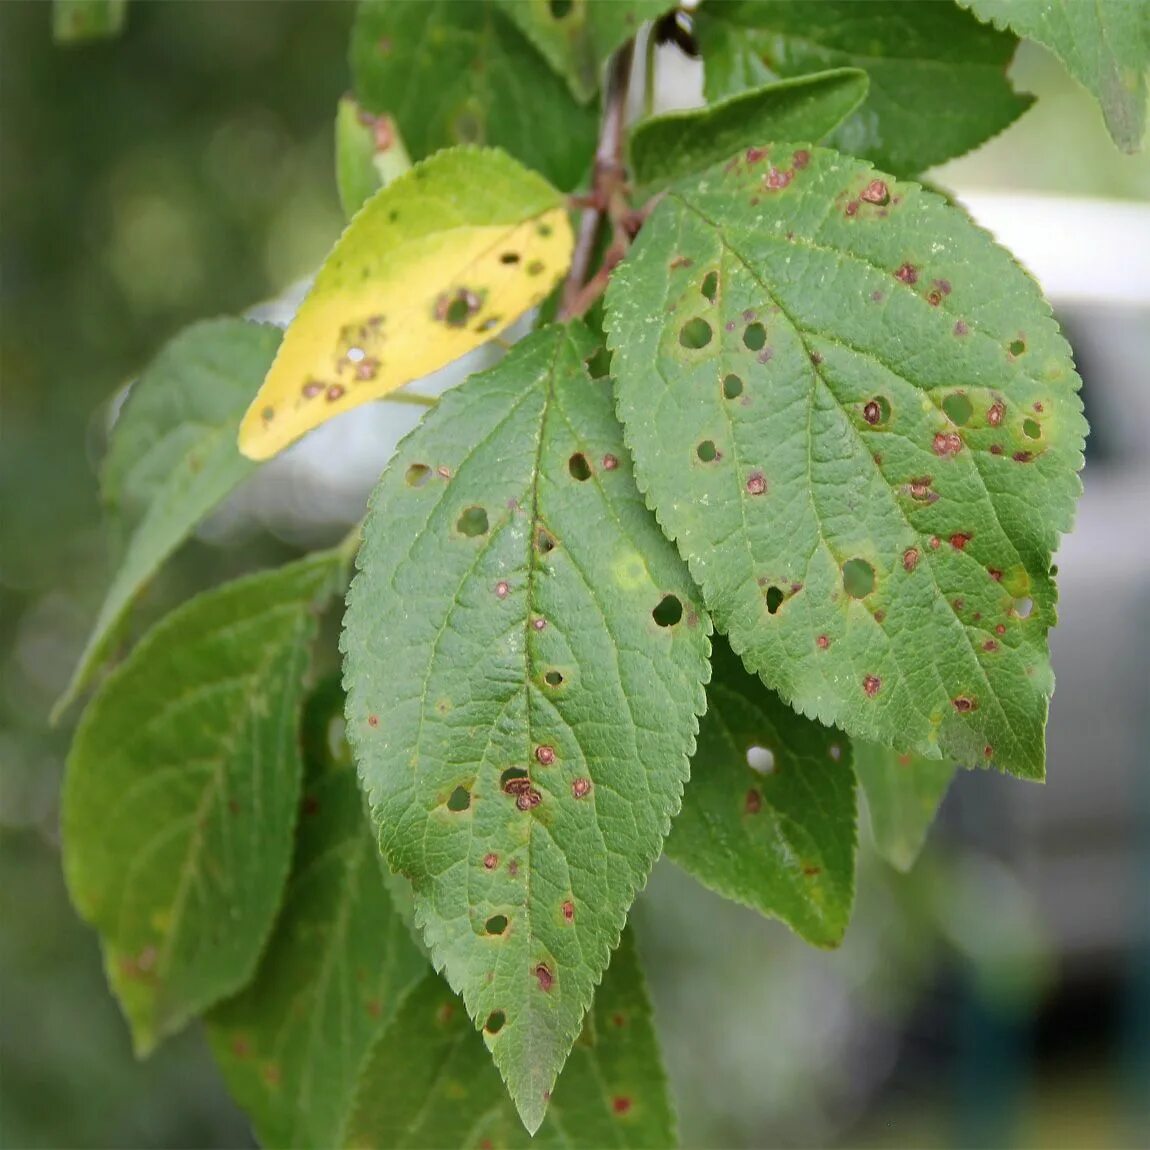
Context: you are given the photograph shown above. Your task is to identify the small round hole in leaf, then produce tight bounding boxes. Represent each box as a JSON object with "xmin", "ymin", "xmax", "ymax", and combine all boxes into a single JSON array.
[
  {"xmin": 1023, "ymin": 418, "xmax": 1041, "ymax": 439},
  {"xmin": 485, "ymin": 1010, "xmax": 506, "ymax": 1034},
  {"xmin": 536, "ymin": 527, "xmax": 556, "ymax": 554},
  {"xmin": 485, "ymin": 915, "xmax": 508, "ymax": 935},
  {"xmin": 680, "ymin": 317, "xmax": 713, "ymax": 349},
  {"xmin": 544, "ymin": 670, "xmax": 564, "ymax": 687},
  {"xmin": 406, "ymin": 463, "xmax": 431, "ymax": 487},
  {"xmin": 842, "ymin": 558, "xmax": 876, "ymax": 598},
  {"xmin": 723, "ymin": 374, "xmax": 743, "ymax": 399},
  {"xmin": 1014, "ymin": 597, "xmax": 1033, "ymax": 618},
  {"xmin": 446, "ymin": 785, "xmax": 471, "ymax": 812},
  {"xmin": 457, "ymin": 506, "xmax": 489, "ymax": 537},
  {"xmin": 500, "ymin": 767, "xmax": 528, "ymax": 790},
  {"xmin": 765, "ymin": 585, "xmax": 784, "ymax": 614},
  {"xmin": 548, "ymin": 0, "xmax": 573, "ymax": 17},
  {"xmin": 701, "ymin": 270, "xmax": 718, "ymax": 302},
  {"xmin": 743, "ymin": 322, "xmax": 767, "ymax": 351},
  {"xmin": 1009, "ymin": 338, "xmax": 1026, "ymax": 356},
  {"xmin": 568, "ymin": 453, "xmax": 591, "ymax": 481},
  {"xmin": 652, "ymin": 594, "xmax": 683, "ymax": 627},
  {"xmin": 943, "ymin": 392, "xmax": 973, "ymax": 426},
  {"xmin": 696, "ymin": 439, "xmax": 718, "ymax": 462},
  {"xmin": 746, "ymin": 745, "xmax": 776, "ymax": 774}
]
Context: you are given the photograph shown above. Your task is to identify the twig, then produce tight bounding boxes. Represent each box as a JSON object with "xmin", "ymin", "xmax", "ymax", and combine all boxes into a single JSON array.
[{"xmin": 559, "ymin": 41, "xmax": 634, "ymax": 320}]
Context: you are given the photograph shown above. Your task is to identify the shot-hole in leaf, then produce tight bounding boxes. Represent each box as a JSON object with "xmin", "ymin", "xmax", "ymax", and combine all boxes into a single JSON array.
[
  {"xmin": 342, "ymin": 323, "xmax": 709, "ymax": 1132},
  {"xmin": 239, "ymin": 148, "xmax": 574, "ymax": 461},
  {"xmin": 606, "ymin": 145, "xmax": 1086, "ymax": 778}
]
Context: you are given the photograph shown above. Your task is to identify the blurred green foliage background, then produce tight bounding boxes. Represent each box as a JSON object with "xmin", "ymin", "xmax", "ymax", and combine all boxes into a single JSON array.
[{"xmin": 1, "ymin": 3, "xmax": 1147, "ymax": 1148}]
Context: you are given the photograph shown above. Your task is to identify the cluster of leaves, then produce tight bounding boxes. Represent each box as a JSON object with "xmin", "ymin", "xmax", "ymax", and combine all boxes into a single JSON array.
[{"xmin": 57, "ymin": 0, "xmax": 1145, "ymax": 1143}]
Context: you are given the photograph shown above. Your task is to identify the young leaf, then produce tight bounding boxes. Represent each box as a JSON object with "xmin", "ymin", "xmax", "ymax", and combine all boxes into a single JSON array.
[
  {"xmin": 631, "ymin": 69, "xmax": 869, "ymax": 196},
  {"xmin": 668, "ymin": 638, "xmax": 856, "ymax": 948},
  {"xmin": 62, "ymin": 552, "xmax": 342, "ymax": 1054},
  {"xmin": 696, "ymin": 0, "xmax": 1034, "ymax": 174},
  {"xmin": 55, "ymin": 319, "xmax": 280, "ymax": 720},
  {"xmin": 207, "ymin": 677, "xmax": 426, "ymax": 1150},
  {"xmin": 351, "ymin": 0, "xmax": 596, "ymax": 190},
  {"xmin": 854, "ymin": 742, "xmax": 958, "ymax": 873},
  {"xmin": 496, "ymin": 0, "xmax": 669, "ymax": 104},
  {"xmin": 238, "ymin": 148, "xmax": 574, "ymax": 461},
  {"xmin": 345, "ymin": 929, "xmax": 675, "ymax": 1149},
  {"xmin": 52, "ymin": 0, "xmax": 126, "ymax": 43},
  {"xmin": 342, "ymin": 323, "xmax": 709, "ymax": 1132},
  {"xmin": 606, "ymin": 146, "xmax": 1086, "ymax": 780},
  {"xmin": 958, "ymin": 0, "xmax": 1149, "ymax": 152},
  {"xmin": 336, "ymin": 96, "xmax": 412, "ymax": 222}
]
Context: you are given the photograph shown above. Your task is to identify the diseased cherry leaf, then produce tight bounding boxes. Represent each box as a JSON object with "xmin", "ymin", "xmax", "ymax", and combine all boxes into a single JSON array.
[
  {"xmin": 55, "ymin": 318, "xmax": 280, "ymax": 721},
  {"xmin": 335, "ymin": 96, "xmax": 412, "ymax": 221},
  {"xmin": 496, "ymin": 0, "xmax": 670, "ymax": 104},
  {"xmin": 342, "ymin": 323, "xmax": 709, "ymax": 1132},
  {"xmin": 62, "ymin": 553, "xmax": 343, "ymax": 1055},
  {"xmin": 958, "ymin": 0, "xmax": 1149, "ymax": 152},
  {"xmin": 351, "ymin": 0, "xmax": 596, "ymax": 190},
  {"xmin": 668, "ymin": 638, "xmax": 856, "ymax": 947},
  {"xmin": 854, "ymin": 742, "xmax": 959, "ymax": 872},
  {"xmin": 696, "ymin": 0, "xmax": 1034, "ymax": 175},
  {"xmin": 606, "ymin": 145, "xmax": 1086, "ymax": 780},
  {"xmin": 631, "ymin": 68, "xmax": 869, "ymax": 196},
  {"xmin": 345, "ymin": 929, "xmax": 675, "ymax": 1149},
  {"xmin": 207, "ymin": 677, "xmax": 427, "ymax": 1150}
]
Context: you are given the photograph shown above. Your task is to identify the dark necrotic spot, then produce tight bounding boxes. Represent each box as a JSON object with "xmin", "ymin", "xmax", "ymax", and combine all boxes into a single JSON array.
[
  {"xmin": 723, "ymin": 374, "xmax": 743, "ymax": 399},
  {"xmin": 500, "ymin": 251, "xmax": 520, "ymax": 264},
  {"xmin": 456, "ymin": 506, "xmax": 489, "ymax": 536},
  {"xmin": 568, "ymin": 452, "xmax": 591, "ymax": 481},
  {"xmin": 943, "ymin": 392, "xmax": 973, "ymax": 426},
  {"xmin": 765, "ymin": 585, "xmax": 784, "ymax": 614},
  {"xmin": 696, "ymin": 439, "xmax": 718, "ymax": 462},
  {"xmin": 680, "ymin": 317, "xmax": 712, "ymax": 349},
  {"xmin": 863, "ymin": 396, "xmax": 890, "ymax": 425},
  {"xmin": 405, "ymin": 463, "xmax": 431, "ymax": 487},
  {"xmin": 485, "ymin": 1010, "xmax": 506, "ymax": 1034},
  {"xmin": 446, "ymin": 785, "xmax": 471, "ymax": 812},
  {"xmin": 526, "ymin": 259, "xmax": 545, "ymax": 276},
  {"xmin": 842, "ymin": 558, "xmax": 876, "ymax": 598},
  {"xmin": 652, "ymin": 594, "xmax": 683, "ymax": 627},
  {"xmin": 485, "ymin": 915, "xmax": 508, "ymax": 935},
  {"xmin": 743, "ymin": 322, "xmax": 767, "ymax": 351},
  {"xmin": 701, "ymin": 270, "xmax": 718, "ymax": 302}
]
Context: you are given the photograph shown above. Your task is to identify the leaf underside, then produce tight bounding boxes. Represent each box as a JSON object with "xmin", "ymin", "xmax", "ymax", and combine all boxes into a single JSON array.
[
  {"xmin": 669, "ymin": 638, "xmax": 857, "ymax": 948},
  {"xmin": 345, "ymin": 928, "xmax": 675, "ymax": 1149},
  {"xmin": 958, "ymin": 0, "xmax": 1150, "ymax": 152},
  {"xmin": 697, "ymin": 0, "xmax": 1034, "ymax": 175},
  {"xmin": 606, "ymin": 144, "xmax": 1085, "ymax": 780},
  {"xmin": 63, "ymin": 553, "xmax": 341, "ymax": 1054},
  {"xmin": 342, "ymin": 323, "xmax": 709, "ymax": 1132}
]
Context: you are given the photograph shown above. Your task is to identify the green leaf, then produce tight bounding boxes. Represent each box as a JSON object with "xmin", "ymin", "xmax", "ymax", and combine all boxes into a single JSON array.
[
  {"xmin": 606, "ymin": 146, "xmax": 1086, "ymax": 780},
  {"xmin": 855, "ymin": 742, "xmax": 958, "ymax": 872},
  {"xmin": 336, "ymin": 96, "xmax": 413, "ymax": 221},
  {"xmin": 345, "ymin": 929, "xmax": 675, "ymax": 1148},
  {"xmin": 342, "ymin": 323, "xmax": 709, "ymax": 1132},
  {"xmin": 958, "ymin": 0, "xmax": 1150, "ymax": 152},
  {"xmin": 207, "ymin": 677, "xmax": 426, "ymax": 1149},
  {"xmin": 55, "ymin": 319, "xmax": 279, "ymax": 720},
  {"xmin": 52, "ymin": 0, "xmax": 126, "ymax": 43},
  {"xmin": 696, "ymin": 0, "xmax": 1034, "ymax": 175},
  {"xmin": 668, "ymin": 638, "xmax": 856, "ymax": 947},
  {"xmin": 351, "ymin": 0, "xmax": 597, "ymax": 190},
  {"xmin": 631, "ymin": 69, "xmax": 869, "ymax": 196},
  {"xmin": 496, "ymin": 0, "xmax": 669, "ymax": 103},
  {"xmin": 63, "ymin": 553, "xmax": 342, "ymax": 1054}
]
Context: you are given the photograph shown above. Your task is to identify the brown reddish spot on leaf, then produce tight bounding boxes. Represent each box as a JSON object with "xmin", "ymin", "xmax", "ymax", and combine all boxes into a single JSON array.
[
  {"xmin": 367, "ymin": 714, "xmax": 379, "ymax": 728},
  {"xmin": 950, "ymin": 533, "xmax": 972, "ymax": 551},
  {"xmin": 613, "ymin": 1097, "xmax": 633, "ymax": 1116},
  {"xmin": 562, "ymin": 900, "xmax": 575, "ymax": 922},
  {"xmin": 906, "ymin": 477, "xmax": 937, "ymax": 502},
  {"xmin": 612, "ymin": 1012, "xmax": 627, "ymax": 1028},
  {"xmin": 302, "ymin": 794, "xmax": 320, "ymax": 816},
  {"xmin": 302, "ymin": 380, "xmax": 324, "ymax": 399},
  {"xmin": 483, "ymin": 852, "xmax": 499, "ymax": 869},
  {"xmin": 366, "ymin": 999, "xmax": 382, "ymax": 1017},
  {"xmin": 863, "ymin": 675, "xmax": 881, "ymax": 697},
  {"xmin": 532, "ymin": 617, "xmax": 547, "ymax": 631},
  {"xmin": 746, "ymin": 471, "xmax": 767, "ymax": 495},
  {"xmin": 1013, "ymin": 450, "xmax": 1035, "ymax": 463},
  {"xmin": 895, "ymin": 263, "xmax": 918, "ymax": 285},
  {"xmin": 953, "ymin": 598, "xmax": 965, "ymax": 612},
  {"xmin": 508, "ymin": 860, "xmax": 519, "ymax": 877},
  {"xmin": 745, "ymin": 788, "xmax": 762, "ymax": 814},
  {"xmin": 903, "ymin": 547, "xmax": 920, "ymax": 572},
  {"xmin": 816, "ymin": 634, "xmax": 830, "ymax": 650},
  {"xmin": 535, "ymin": 744, "xmax": 556, "ymax": 766},
  {"xmin": 954, "ymin": 320, "xmax": 969, "ymax": 336},
  {"xmin": 988, "ymin": 568, "xmax": 1003, "ymax": 581},
  {"xmin": 983, "ymin": 640, "xmax": 999, "ymax": 652},
  {"xmin": 602, "ymin": 453, "xmax": 619, "ymax": 470},
  {"xmin": 231, "ymin": 1036, "xmax": 251, "ymax": 1059},
  {"xmin": 861, "ymin": 179, "xmax": 890, "ymax": 205},
  {"xmin": 988, "ymin": 401, "xmax": 1005, "ymax": 426},
  {"xmin": 990, "ymin": 443, "xmax": 1004, "ymax": 455},
  {"xmin": 745, "ymin": 145, "xmax": 769, "ymax": 164},
  {"xmin": 325, "ymin": 384, "xmax": 346, "ymax": 403},
  {"xmin": 871, "ymin": 289, "xmax": 884, "ymax": 302},
  {"xmin": 952, "ymin": 696, "xmax": 977, "ymax": 713},
  {"xmin": 984, "ymin": 745, "xmax": 994, "ymax": 758},
  {"xmin": 995, "ymin": 623, "xmax": 1007, "ymax": 635},
  {"xmin": 874, "ymin": 609, "xmax": 887, "ymax": 623},
  {"xmin": 927, "ymin": 290, "xmax": 943, "ymax": 306},
  {"xmin": 437, "ymin": 465, "xmax": 452, "ymax": 479},
  {"xmin": 810, "ymin": 350, "xmax": 823, "ymax": 365},
  {"xmin": 1033, "ymin": 401, "xmax": 1045, "ymax": 413},
  {"xmin": 845, "ymin": 200, "xmax": 859, "ymax": 217},
  {"xmin": 792, "ymin": 149, "xmax": 810, "ymax": 168},
  {"xmin": 495, "ymin": 580, "xmax": 510, "ymax": 599},
  {"xmin": 535, "ymin": 963, "xmax": 554, "ymax": 992},
  {"xmin": 515, "ymin": 789, "xmax": 542, "ymax": 811},
  {"xmin": 766, "ymin": 167, "xmax": 793, "ymax": 190},
  {"xmin": 898, "ymin": 754, "xmax": 912, "ymax": 767},
  {"xmin": 669, "ymin": 255, "xmax": 693, "ymax": 270},
  {"xmin": 863, "ymin": 400, "xmax": 882, "ymax": 424},
  {"xmin": 571, "ymin": 777, "xmax": 591, "ymax": 798},
  {"xmin": 932, "ymin": 431, "xmax": 962, "ymax": 457}
]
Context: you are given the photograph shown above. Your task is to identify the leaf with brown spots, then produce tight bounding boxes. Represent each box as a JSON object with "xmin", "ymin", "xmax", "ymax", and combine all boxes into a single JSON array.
[
  {"xmin": 344, "ymin": 929, "xmax": 674, "ymax": 1149},
  {"xmin": 238, "ymin": 148, "xmax": 573, "ymax": 461},
  {"xmin": 668, "ymin": 639, "xmax": 857, "ymax": 947},
  {"xmin": 342, "ymin": 323, "xmax": 709, "ymax": 1131},
  {"xmin": 606, "ymin": 145, "xmax": 1086, "ymax": 779}
]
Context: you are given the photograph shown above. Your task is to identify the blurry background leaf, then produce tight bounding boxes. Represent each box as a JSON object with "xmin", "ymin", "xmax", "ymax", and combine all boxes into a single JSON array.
[{"xmin": 53, "ymin": 0, "xmax": 126, "ymax": 43}]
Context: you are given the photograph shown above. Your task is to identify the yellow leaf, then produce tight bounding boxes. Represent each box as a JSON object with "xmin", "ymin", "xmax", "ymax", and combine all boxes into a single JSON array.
[{"xmin": 239, "ymin": 148, "xmax": 574, "ymax": 461}]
